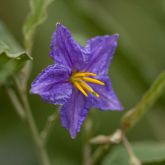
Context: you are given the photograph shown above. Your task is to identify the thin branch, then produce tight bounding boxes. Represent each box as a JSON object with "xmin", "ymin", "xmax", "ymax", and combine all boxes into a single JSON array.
[
  {"xmin": 92, "ymin": 144, "xmax": 110, "ymax": 165},
  {"xmin": 91, "ymin": 129, "xmax": 122, "ymax": 164},
  {"xmin": 12, "ymin": 76, "xmax": 51, "ymax": 165},
  {"xmin": 83, "ymin": 118, "xmax": 92, "ymax": 165},
  {"xmin": 6, "ymin": 86, "xmax": 25, "ymax": 120},
  {"xmin": 90, "ymin": 129, "xmax": 122, "ymax": 145},
  {"xmin": 40, "ymin": 110, "xmax": 58, "ymax": 145},
  {"xmin": 21, "ymin": 90, "xmax": 51, "ymax": 165},
  {"xmin": 122, "ymin": 135, "xmax": 141, "ymax": 165},
  {"xmin": 121, "ymin": 71, "xmax": 165, "ymax": 131}
]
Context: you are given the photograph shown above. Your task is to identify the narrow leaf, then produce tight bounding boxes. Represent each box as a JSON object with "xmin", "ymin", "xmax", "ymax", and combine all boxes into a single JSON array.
[
  {"xmin": 121, "ymin": 71, "xmax": 165, "ymax": 130},
  {"xmin": 0, "ymin": 21, "xmax": 31, "ymax": 86}
]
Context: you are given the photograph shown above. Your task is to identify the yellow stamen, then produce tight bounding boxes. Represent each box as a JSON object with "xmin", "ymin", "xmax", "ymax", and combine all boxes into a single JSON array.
[
  {"xmin": 91, "ymin": 91, "xmax": 100, "ymax": 98},
  {"xmin": 73, "ymin": 81, "xmax": 88, "ymax": 97},
  {"xmin": 79, "ymin": 80, "xmax": 100, "ymax": 98},
  {"xmin": 82, "ymin": 77, "xmax": 105, "ymax": 86},
  {"xmin": 73, "ymin": 72, "xmax": 96, "ymax": 78},
  {"xmin": 70, "ymin": 71, "xmax": 103, "ymax": 98},
  {"xmin": 78, "ymin": 80, "xmax": 93, "ymax": 93}
]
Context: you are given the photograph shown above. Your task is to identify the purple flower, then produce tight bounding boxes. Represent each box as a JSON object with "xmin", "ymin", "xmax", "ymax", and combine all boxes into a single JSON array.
[{"xmin": 30, "ymin": 23, "xmax": 123, "ymax": 138}]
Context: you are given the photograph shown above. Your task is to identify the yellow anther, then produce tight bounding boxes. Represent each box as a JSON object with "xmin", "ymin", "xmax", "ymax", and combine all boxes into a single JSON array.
[
  {"xmin": 70, "ymin": 71, "xmax": 103, "ymax": 98},
  {"xmin": 82, "ymin": 77, "xmax": 105, "ymax": 86},
  {"xmin": 73, "ymin": 81, "xmax": 88, "ymax": 97},
  {"xmin": 92, "ymin": 91, "xmax": 100, "ymax": 98},
  {"xmin": 79, "ymin": 80, "xmax": 100, "ymax": 98},
  {"xmin": 79, "ymin": 80, "xmax": 94, "ymax": 93},
  {"xmin": 73, "ymin": 72, "xmax": 96, "ymax": 78}
]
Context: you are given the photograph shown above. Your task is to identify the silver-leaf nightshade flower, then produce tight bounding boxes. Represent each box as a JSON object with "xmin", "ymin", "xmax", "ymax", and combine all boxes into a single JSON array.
[{"xmin": 30, "ymin": 23, "xmax": 123, "ymax": 138}]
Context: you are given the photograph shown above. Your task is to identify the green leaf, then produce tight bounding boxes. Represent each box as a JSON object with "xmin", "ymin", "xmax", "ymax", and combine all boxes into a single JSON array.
[
  {"xmin": 0, "ymin": 21, "xmax": 31, "ymax": 86},
  {"xmin": 121, "ymin": 71, "xmax": 165, "ymax": 130},
  {"xmin": 102, "ymin": 142, "xmax": 165, "ymax": 165},
  {"xmin": 23, "ymin": 0, "xmax": 54, "ymax": 49}
]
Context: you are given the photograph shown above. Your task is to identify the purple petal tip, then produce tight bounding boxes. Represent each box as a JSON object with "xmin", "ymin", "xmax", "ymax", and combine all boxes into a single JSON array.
[
  {"xmin": 56, "ymin": 22, "xmax": 61, "ymax": 26},
  {"xmin": 113, "ymin": 33, "xmax": 119, "ymax": 38}
]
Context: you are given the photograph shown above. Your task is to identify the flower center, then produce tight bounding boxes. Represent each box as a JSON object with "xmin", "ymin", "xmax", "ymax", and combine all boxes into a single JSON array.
[{"xmin": 70, "ymin": 71, "xmax": 105, "ymax": 98}]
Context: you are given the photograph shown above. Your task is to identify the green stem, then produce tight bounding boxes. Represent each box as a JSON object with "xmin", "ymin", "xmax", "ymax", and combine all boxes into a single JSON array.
[
  {"xmin": 92, "ymin": 144, "xmax": 110, "ymax": 165},
  {"xmin": 122, "ymin": 135, "xmax": 141, "ymax": 165},
  {"xmin": 91, "ymin": 130, "xmax": 123, "ymax": 164},
  {"xmin": 83, "ymin": 118, "xmax": 92, "ymax": 165},
  {"xmin": 21, "ymin": 91, "xmax": 50, "ymax": 165},
  {"xmin": 121, "ymin": 71, "xmax": 165, "ymax": 131},
  {"xmin": 40, "ymin": 110, "xmax": 58, "ymax": 145},
  {"xmin": 5, "ymin": 87, "xmax": 25, "ymax": 120},
  {"xmin": 13, "ymin": 76, "xmax": 50, "ymax": 165}
]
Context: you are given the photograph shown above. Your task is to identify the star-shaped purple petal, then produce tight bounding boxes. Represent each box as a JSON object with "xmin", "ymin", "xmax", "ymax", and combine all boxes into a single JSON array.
[{"xmin": 31, "ymin": 23, "xmax": 123, "ymax": 139}]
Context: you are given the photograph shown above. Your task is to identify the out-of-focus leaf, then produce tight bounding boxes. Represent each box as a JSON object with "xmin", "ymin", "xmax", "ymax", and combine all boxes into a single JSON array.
[
  {"xmin": 0, "ymin": 21, "xmax": 31, "ymax": 86},
  {"xmin": 121, "ymin": 71, "xmax": 165, "ymax": 130},
  {"xmin": 78, "ymin": 0, "xmax": 165, "ymax": 82},
  {"xmin": 102, "ymin": 142, "xmax": 165, "ymax": 165},
  {"xmin": 23, "ymin": 0, "xmax": 54, "ymax": 49}
]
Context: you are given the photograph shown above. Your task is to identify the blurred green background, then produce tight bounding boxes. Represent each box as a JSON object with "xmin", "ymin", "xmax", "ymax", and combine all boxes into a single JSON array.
[{"xmin": 0, "ymin": 0, "xmax": 164, "ymax": 164}]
